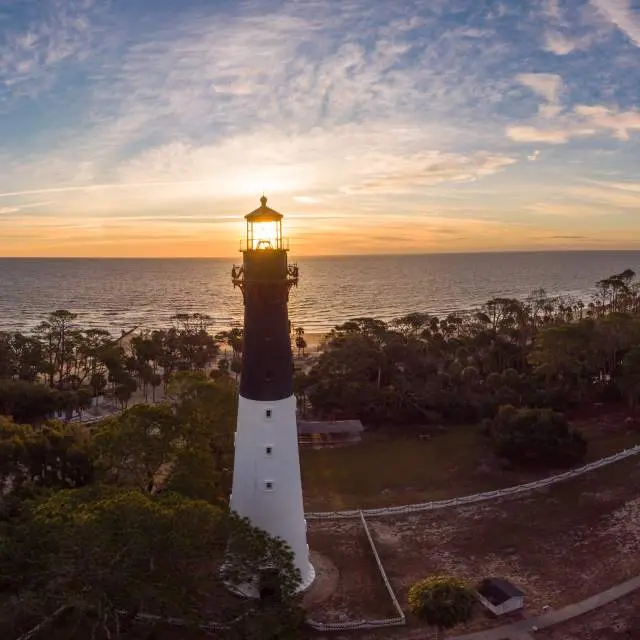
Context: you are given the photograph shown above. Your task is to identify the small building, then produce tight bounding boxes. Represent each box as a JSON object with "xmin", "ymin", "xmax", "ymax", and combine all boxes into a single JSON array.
[{"xmin": 476, "ymin": 578, "xmax": 525, "ymax": 616}]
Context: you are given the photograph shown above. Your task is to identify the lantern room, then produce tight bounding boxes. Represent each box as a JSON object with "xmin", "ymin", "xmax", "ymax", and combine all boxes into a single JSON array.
[{"xmin": 242, "ymin": 195, "xmax": 288, "ymax": 251}]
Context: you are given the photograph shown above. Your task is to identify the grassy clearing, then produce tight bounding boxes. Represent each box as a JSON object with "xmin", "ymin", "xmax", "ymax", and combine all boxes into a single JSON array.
[
  {"xmin": 577, "ymin": 423, "xmax": 640, "ymax": 460},
  {"xmin": 301, "ymin": 420, "xmax": 640, "ymax": 511},
  {"xmin": 308, "ymin": 455, "xmax": 640, "ymax": 640},
  {"xmin": 301, "ymin": 425, "xmax": 490, "ymax": 510}
]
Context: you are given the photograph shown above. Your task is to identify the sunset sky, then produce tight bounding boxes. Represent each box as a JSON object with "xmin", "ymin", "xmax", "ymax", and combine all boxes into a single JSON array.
[{"xmin": 1, "ymin": 0, "xmax": 640, "ymax": 257}]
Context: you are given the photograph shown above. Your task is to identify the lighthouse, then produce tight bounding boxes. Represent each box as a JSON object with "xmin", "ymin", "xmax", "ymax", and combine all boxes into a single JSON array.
[{"xmin": 229, "ymin": 196, "xmax": 314, "ymax": 591}]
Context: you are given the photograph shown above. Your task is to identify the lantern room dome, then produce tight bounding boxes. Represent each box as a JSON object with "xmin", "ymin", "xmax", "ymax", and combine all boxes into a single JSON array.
[{"xmin": 245, "ymin": 195, "xmax": 283, "ymax": 223}]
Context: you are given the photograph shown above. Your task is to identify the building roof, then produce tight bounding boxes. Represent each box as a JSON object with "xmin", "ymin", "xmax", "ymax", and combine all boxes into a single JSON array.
[
  {"xmin": 297, "ymin": 419, "xmax": 364, "ymax": 435},
  {"xmin": 477, "ymin": 578, "xmax": 524, "ymax": 606},
  {"xmin": 245, "ymin": 195, "xmax": 283, "ymax": 222}
]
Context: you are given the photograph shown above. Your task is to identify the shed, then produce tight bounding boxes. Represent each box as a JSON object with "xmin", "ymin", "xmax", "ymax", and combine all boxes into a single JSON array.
[{"xmin": 476, "ymin": 578, "xmax": 524, "ymax": 616}]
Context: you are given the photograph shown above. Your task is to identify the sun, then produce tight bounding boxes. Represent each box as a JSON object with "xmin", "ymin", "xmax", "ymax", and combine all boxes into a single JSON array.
[
  {"xmin": 225, "ymin": 165, "xmax": 310, "ymax": 198},
  {"xmin": 252, "ymin": 221, "xmax": 279, "ymax": 248}
]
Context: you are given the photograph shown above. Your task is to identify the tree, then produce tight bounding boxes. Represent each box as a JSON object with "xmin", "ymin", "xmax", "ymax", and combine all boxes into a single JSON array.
[
  {"xmin": 485, "ymin": 405, "xmax": 587, "ymax": 468},
  {"xmin": 217, "ymin": 357, "xmax": 230, "ymax": 375},
  {"xmin": 0, "ymin": 380, "xmax": 59, "ymax": 424},
  {"xmin": 93, "ymin": 404, "xmax": 179, "ymax": 492},
  {"xmin": 114, "ymin": 374, "xmax": 137, "ymax": 409},
  {"xmin": 33, "ymin": 310, "xmax": 79, "ymax": 388},
  {"xmin": 295, "ymin": 335, "xmax": 307, "ymax": 356},
  {"xmin": 0, "ymin": 416, "xmax": 94, "ymax": 495},
  {"xmin": 167, "ymin": 374, "xmax": 237, "ymax": 504},
  {"xmin": 7, "ymin": 486, "xmax": 303, "ymax": 639},
  {"xmin": 528, "ymin": 321, "xmax": 598, "ymax": 401},
  {"xmin": 293, "ymin": 370, "xmax": 311, "ymax": 418},
  {"xmin": 619, "ymin": 345, "xmax": 640, "ymax": 416},
  {"xmin": 150, "ymin": 373, "xmax": 163, "ymax": 402},
  {"xmin": 215, "ymin": 327, "xmax": 243, "ymax": 358},
  {"xmin": 231, "ymin": 355, "xmax": 243, "ymax": 381},
  {"xmin": 408, "ymin": 575, "xmax": 476, "ymax": 638}
]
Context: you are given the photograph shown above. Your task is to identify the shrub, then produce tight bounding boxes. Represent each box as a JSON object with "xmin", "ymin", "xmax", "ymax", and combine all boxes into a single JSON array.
[
  {"xmin": 408, "ymin": 575, "xmax": 475, "ymax": 637},
  {"xmin": 487, "ymin": 405, "xmax": 587, "ymax": 468}
]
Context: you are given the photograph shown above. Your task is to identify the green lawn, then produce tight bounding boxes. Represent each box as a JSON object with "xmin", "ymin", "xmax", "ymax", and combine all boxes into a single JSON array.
[
  {"xmin": 300, "ymin": 425, "xmax": 494, "ymax": 510},
  {"xmin": 579, "ymin": 425, "xmax": 640, "ymax": 460},
  {"xmin": 300, "ymin": 422, "xmax": 640, "ymax": 511}
]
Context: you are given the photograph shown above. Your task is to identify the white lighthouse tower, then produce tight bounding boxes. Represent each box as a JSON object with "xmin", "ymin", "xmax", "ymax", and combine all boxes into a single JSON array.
[{"xmin": 229, "ymin": 196, "xmax": 315, "ymax": 592}]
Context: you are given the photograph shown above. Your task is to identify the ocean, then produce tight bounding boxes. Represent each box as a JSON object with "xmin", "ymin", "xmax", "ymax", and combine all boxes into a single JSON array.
[{"xmin": 1, "ymin": 252, "xmax": 639, "ymax": 334}]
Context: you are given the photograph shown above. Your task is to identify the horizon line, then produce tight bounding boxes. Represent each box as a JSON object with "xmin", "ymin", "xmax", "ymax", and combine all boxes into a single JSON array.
[{"xmin": 2, "ymin": 248, "xmax": 640, "ymax": 260}]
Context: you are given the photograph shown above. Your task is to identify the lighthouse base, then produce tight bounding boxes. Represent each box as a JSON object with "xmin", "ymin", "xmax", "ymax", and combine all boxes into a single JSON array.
[{"xmin": 224, "ymin": 561, "xmax": 316, "ymax": 598}]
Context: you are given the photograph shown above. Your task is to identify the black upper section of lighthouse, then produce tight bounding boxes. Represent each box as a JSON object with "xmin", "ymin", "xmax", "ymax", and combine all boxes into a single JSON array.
[{"xmin": 232, "ymin": 196, "xmax": 299, "ymax": 401}]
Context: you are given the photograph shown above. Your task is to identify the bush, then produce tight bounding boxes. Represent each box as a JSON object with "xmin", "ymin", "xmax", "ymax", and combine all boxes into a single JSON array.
[
  {"xmin": 408, "ymin": 575, "xmax": 476, "ymax": 635},
  {"xmin": 487, "ymin": 405, "xmax": 587, "ymax": 468}
]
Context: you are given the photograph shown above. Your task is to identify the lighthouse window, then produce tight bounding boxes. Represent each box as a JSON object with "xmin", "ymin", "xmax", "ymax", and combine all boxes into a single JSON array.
[
  {"xmin": 264, "ymin": 480, "xmax": 274, "ymax": 491},
  {"xmin": 265, "ymin": 370, "xmax": 274, "ymax": 383},
  {"xmin": 265, "ymin": 409, "xmax": 272, "ymax": 419},
  {"xmin": 265, "ymin": 446, "xmax": 273, "ymax": 455}
]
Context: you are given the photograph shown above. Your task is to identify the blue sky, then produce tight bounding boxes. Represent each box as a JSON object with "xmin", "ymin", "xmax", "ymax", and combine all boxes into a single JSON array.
[{"xmin": 1, "ymin": 0, "xmax": 640, "ymax": 256}]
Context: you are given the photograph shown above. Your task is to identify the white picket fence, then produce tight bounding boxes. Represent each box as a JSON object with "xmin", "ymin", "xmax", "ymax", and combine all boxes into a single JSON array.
[
  {"xmin": 307, "ymin": 511, "xmax": 406, "ymax": 632},
  {"xmin": 306, "ymin": 444, "xmax": 640, "ymax": 521}
]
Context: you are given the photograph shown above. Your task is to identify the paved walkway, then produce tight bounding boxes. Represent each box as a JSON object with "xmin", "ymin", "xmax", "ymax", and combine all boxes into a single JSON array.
[{"xmin": 449, "ymin": 574, "xmax": 640, "ymax": 639}]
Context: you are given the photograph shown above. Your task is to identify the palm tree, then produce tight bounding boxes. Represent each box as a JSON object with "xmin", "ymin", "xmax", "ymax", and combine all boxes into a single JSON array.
[{"xmin": 295, "ymin": 335, "xmax": 307, "ymax": 356}]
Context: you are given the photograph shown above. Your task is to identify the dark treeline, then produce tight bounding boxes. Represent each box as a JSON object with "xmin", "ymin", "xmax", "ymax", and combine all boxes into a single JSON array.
[
  {"xmin": 0, "ymin": 311, "xmax": 244, "ymax": 423},
  {"xmin": 3, "ymin": 270, "xmax": 640, "ymax": 431},
  {"xmin": 0, "ymin": 373, "xmax": 304, "ymax": 640},
  {"xmin": 296, "ymin": 269, "xmax": 640, "ymax": 428}
]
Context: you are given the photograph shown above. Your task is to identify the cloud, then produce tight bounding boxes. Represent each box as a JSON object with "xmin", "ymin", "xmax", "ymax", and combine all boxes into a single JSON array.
[
  {"xmin": 507, "ymin": 104, "xmax": 640, "ymax": 144},
  {"xmin": 2, "ymin": 0, "xmax": 640, "ymax": 256},
  {"xmin": 0, "ymin": 181, "xmax": 212, "ymax": 199},
  {"xmin": 539, "ymin": 0, "xmax": 606, "ymax": 55},
  {"xmin": 573, "ymin": 104, "xmax": 640, "ymax": 140},
  {"xmin": 566, "ymin": 183, "xmax": 640, "ymax": 208},
  {"xmin": 543, "ymin": 31, "xmax": 587, "ymax": 55},
  {"xmin": 517, "ymin": 73, "xmax": 563, "ymax": 104},
  {"xmin": 293, "ymin": 196, "xmax": 321, "ymax": 204},
  {"xmin": 588, "ymin": 180, "xmax": 640, "ymax": 193},
  {"xmin": 526, "ymin": 201, "xmax": 613, "ymax": 217},
  {"xmin": 340, "ymin": 152, "xmax": 517, "ymax": 194},
  {"xmin": 0, "ymin": 200, "xmax": 56, "ymax": 215},
  {"xmin": 591, "ymin": 0, "xmax": 640, "ymax": 46},
  {"xmin": 0, "ymin": 0, "xmax": 97, "ymax": 96},
  {"xmin": 507, "ymin": 125, "xmax": 583, "ymax": 144},
  {"xmin": 516, "ymin": 72, "xmax": 565, "ymax": 120}
]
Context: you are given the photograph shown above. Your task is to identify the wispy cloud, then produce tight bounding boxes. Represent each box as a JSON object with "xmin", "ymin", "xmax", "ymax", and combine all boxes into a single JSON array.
[
  {"xmin": 507, "ymin": 99, "xmax": 640, "ymax": 145},
  {"xmin": 340, "ymin": 152, "xmax": 517, "ymax": 194},
  {"xmin": 506, "ymin": 125, "xmax": 591, "ymax": 144},
  {"xmin": 0, "ymin": 181, "xmax": 212, "ymax": 199},
  {"xmin": 0, "ymin": 0, "xmax": 97, "ymax": 97},
  {"xmin": 591, "ymin": 0, "xmax": 640, "ymax": 46},
  {"xmin": 1, "ymin": 0, "xmax": 640, "ymax": 255}
]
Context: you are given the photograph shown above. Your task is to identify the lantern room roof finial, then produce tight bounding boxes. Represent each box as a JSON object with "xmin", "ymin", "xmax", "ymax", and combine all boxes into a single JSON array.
[{"xmin": 245, "ymin": 194, "xmax": 283, "ymax": 222}]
